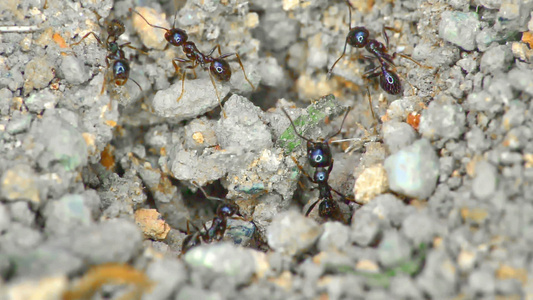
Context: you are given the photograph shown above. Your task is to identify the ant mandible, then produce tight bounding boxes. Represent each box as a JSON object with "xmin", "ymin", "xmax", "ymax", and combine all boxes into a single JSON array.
[
  {"xmin": 327, "ymin": 0, "xmax": 424, "ymax": 95},
  {"xmin": 282, "ymin": 107, "xmax": 363, "ymax": 223},
  {"xmin": 70, "ymin": 16, "xmax": 144, "ymax": 96},
  {"xmin": 131, "ymin": 9, "xmax": 255, "ymax": 118}
]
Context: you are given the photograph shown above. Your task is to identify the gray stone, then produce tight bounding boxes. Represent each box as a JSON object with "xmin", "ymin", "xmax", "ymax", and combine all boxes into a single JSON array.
[
  {"xmin": 502, "ymin": 101, "xmax": 526, "ymax": 130},
  {"xmin": 184, "ymin": 243, "xmax": 259, "ymax": 285},
  {"xmin": 28, "ymin": 113, "xmax": 87, "ymax": 171},
  {"xmin": 5, "ymin": 111, "xmax": 32, "ymax": 135},
  {"xmin": 43, "ymin": 194, "xmax": 94, "ymax": 236},
  {"xmin": 382, "ymin": 121, "xmax": 417, "ymax": 153},
  {"xmin": 472, "ymin": 161, "xmax": 498, "ymax": 200},
  {"xmin": 60, "ymin": 55, "xmax": 89, "ymax": 85},
  {"xmin": 468, "ymin": 269, "xmax": 495, "ymax": 296},
  {"xmin": 466, "ymin": 126, "xmax": 491, "ymax": 153},
  {"xmin": 267, "ymin": 210, "xmax": 322, "ymax": 256},
  {"xmin": 466, "ymin": 91, "xmax": 503, "ymax": 114},
  {"xmin": 390, "ymin": 275, "xmax": 423, "ymax": 299},
  {"xmin": 6, "ymin": 202, "xmax": 35, "ymax": 227},
  {"xmin": 416, "ymin": 249, "xmax": 458, "ymax": 298},
  {"xmin": 142, "ymin": 258, "xmax": 186, "ymax": 300},
  {"xmin": 175, "ymin": 286, "xmax": 223, "ymax": 300},
  {"xmin": 351, "ymin": 210, "xmax": 381, "ymax": 246},
  {"xmin": 480, "ymin": 45, "xmax": 513, "ymax": 74},
  {"xmin": 377, "ymin": 230, "xmax": 411, "ymax": 268},
  {"xmin": 0, "ymin": 223, "xmax": 43, "ymax": 253},
  {"xmin": 439, "ymin": 11, "xmax": 481, "ymax": 51},
  {"xmin": 317, "ymin": 222, "xmax": 350, "ymax": 251},
  {"xmin": 0, "ymin": 164, "xmax": 41, "ymax": 203},
  {"xmin": 508, "ymin": 68, "xmax": 533, "ymax": 96},
  {"xmin": 419, "ymin": 99, "xmax": 466, "ymax": 141},
  {"xmin": 384, "ymin": 139, "xmax": 440, "ymax": 199},
  {"xmin": 402, "ymin": 211, "xmax": 437, "ymax": 245},
  {"xmin": 151, "ymin": 75, "xmax": 230, "ymax": 120},
  {"xmin": 0, "ymin": 204, "xmax": 10, "ymax": 233},
  {"xmin": 52, "ymin": 219, "xmax": 143, "ymax": 265}
]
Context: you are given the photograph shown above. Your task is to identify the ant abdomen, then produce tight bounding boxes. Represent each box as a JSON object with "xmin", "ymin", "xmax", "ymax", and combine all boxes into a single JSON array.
[
  {"xmin": 211, "ymin": 59, "xmax": 231, "ymax": 82},
  {"xmin": 347, "ymin": 27, "xmax": 369, "ymax": 48},
  {"xmin": 380, "ymin": 69, "xmax": 402, "ymax": 95},
  {"xmin": 113, "ymin": 60, "xmax": 130, "ymax": 85}
]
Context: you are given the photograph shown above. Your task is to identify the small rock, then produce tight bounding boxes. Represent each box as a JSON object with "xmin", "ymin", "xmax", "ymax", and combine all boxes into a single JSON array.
[
  {"xmin": 390, "ymin": 275, "xmax": 423, "ymax": 299},
  {"xmin": 134, "ymin": 208, "xmax": 171, "ymax": 240},
  {"xmin": 183, "ymin": 117, "xmax": 218, "ymax": 150},
  {"xmin": 508, "ymin": 68, "xmax": 533, "ymax": 96},
  {"xmin": 267, "ymin": 210, "xmax": 323, "ymax": 256},
  {"xmin": 384, "ymin": 139, "xmax": 440, "ymax": 199},
  {"xmin": 317, "ymin": 222, "xmax": 350, "ymax": 251},
  {"xmin": 6, "ymin": 245, "xmax": 83, "ymax": 279},
  {"xmin": 0, "ymin": 204, "xmax": 10, "ymax": 233},
  {"xmin": 184, "ymin": 243, "xmax": 260, "ymax": 285},
  {"xmin": 377, "ymin": 230, "xmax": 411, "ymax": 268},
  {"xmin": 6, "ymin": 111, "xmax": 32, "ymax": 135},
  {"xmin": 351, "ymin": 210, "xmax": 381, "ymax": 246},
  {"xmin": 142, "ymin": 258, "xmax": 186, "ymax": 300},
  {"xmin": 175, "ymin": 286, "xmax": 224, "ymax": 300},
  {"xmin": 469, "ymin": 269, "xmax": 496, "ymax": 296},
  {"xmin": 23, "ymin": 88, "xmax": 57, "ymax": 114},
  {"xmin": 151, "ymin": 75, "xmax": 231, "ymax": 119},
  {"xmin": 382, "ymin": 121, "xmax": 417, "ymax": 153},
  {"xmin": 480, "ymin": 45, "xmax": 513, "ymax": 74},
  {"xmin": 23, "ymin": 56, "xmax": 55, "ymax": 93},
  {"xmin": 224, "ymin": 218, "xmax": 256, "ymax": 247},
  {"xmin": 43, "ymin": 194, "xmax": 94, "ymax": 236},
  {"xmin": 0, "ymin": 223, "xmax": 43, "ymax": 253},
  {"xmin": 419, "ymin": 98, "xmax": 466, "ymax": 141},
  {"xmin": 354, "ymin": 164, "xmax": 389, "ymax": 204},
  {"xmin": 1, "ymin": 164, "xmax": 41, "ymax": 203},
  {"xmin": 401, "ymin": 211, "xmax": 437, "ymax": 245},
  {"xmin": 5, "ymin": 276, "xmax": 68, "ymax": 300},
  {"xmin": 439, "ymin": 11, "xmax": 481, "ymax": 51},
  {"xmin": 132, "ymin": 7, "xmax": 170, "ymax": 50},
  {"xmin": 60, "ymin": 55, "xmax": 89, "ymax": 84},
  {"xmin": 416, "ymin": 249, "xmax": 458, "ymax": 298},
  {"xmin": 472, "ymin": 161, "xmax": 498, "ymax": 200}
]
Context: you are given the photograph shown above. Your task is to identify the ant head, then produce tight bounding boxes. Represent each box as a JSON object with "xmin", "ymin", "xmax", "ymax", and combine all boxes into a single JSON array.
[
  {"xmin": 211, "ymin": 59, "xmax": 231, "ymax": 82},
  {"xmin": 307, "ymin": 141, "xmax": 332, "ymax": 168},
  {"xmin": 347, "ymin": 27, "xmax": 369, "ymax": 48},
  {"xmin": 107, "ymin": 19, "xmax": 125, "ymax": 38},
  {"xmin": 112, "ymin": 60, "xmax": 130, "ymax": 85},
  {"xmin": 165, "ymin": 28, "xmax": 188, "ymax": 47},
  {"xmin": 217, "ymin": 203, "xmax": 239, "ymax": 218},
  {"xmin": 380, "ymin": 69, "xmax": 402, "ymax": 95}
]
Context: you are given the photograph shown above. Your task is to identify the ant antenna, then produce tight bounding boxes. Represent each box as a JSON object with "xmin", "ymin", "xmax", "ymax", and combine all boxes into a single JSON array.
[
  {"xmin": 325, "ymin": 106, "xmax": 351, "ymax": 141},
  {"xmin": 281, "ymin": 108, "xmax": 314, "ymax": 144},
  {"xmin": 191, "ymin": 181, "xmax": 225, "ymax": 201},
  {"xmin": 172, "ymin": 7, "xmax": 180, "ymax": 29},
  {"xmin": 131, "ymin": 9, "xmax": 170, "ymax": 32},
  {"xmin": 327, "ymin": 1, "xmax": 353, "ymax": 77}
]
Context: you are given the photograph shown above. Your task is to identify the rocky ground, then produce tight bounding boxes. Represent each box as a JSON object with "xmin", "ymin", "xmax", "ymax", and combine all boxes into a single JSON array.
[{"xmin": 1, "ymin": 0, "xmax": 533, "ymax": 299}]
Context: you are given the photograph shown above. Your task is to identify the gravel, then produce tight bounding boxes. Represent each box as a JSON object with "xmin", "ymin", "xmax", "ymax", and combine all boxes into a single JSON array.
[{"xmin": 2, "ymin": 0, "xmax": 533, "ymax": 299}]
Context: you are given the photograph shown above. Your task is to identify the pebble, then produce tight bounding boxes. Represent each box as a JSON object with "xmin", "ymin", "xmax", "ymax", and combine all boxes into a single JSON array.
[
  {"xmin": 377, "ymin": 230, "xmax": 411, "ymax": 268},
  {"xmin": 317, "ymin": 222, "xmax": 350, "ymax": 251},
  {"xmin": 419, "ymin": 98, "xmax": 466, "ymax": 141},
  {"xmin": 401, "ymin": 210, "xmax": 437, "ymax": 245},
  {"xmin": 28, "ymin": 113, "xmax": 88, "ymax": 171},
  {"xmin": 183, "ymin": 117, "xmax": 218, "ymax": 150},
  {"xmin": 224, "ymin": 218, "xmax": 256, "ymax": 247},
  {"xmin": 52, "ymin": 219, "xmax": 143, "ymax": 265},
  {"xmin": 382, "ymin": 121, "xmax": 417, "ymax": 153},
  {"xmin": 0, "ymin": 223, "xmax": 43, "ymax": 253},
  {"xmin": 353, "ymin": 164, "xmax": 389, "ymax": 204},
  {"xmin": 468, "ymin": 269, "xmax": 496, "ymax": 296},
  {"xmin": 508, "ymin": 68, "xmax": 533, "ymax": 96},
  {"xmin": 176, "ymin": 286, "xmax": 224, "ymax": 300},
  {"xmin": 267, "ymin": 210, "xmax": 323, "ymax": 256},
  {"xmin": 60, "ymin": 55, "xmax": 89, "ymax": 85},
  {"xmin": 6, "ymin": 111, "xmax": 32, "ymax": 135},
  {"xmin": 416, "ymin": 249, "xmax": 458, "ymax": 298},
  {"xmin": 1, "ymin": 164, "xmax": 41, "ymax": 203},
  {"xmin": 6, "ymin": 245, "xmax": 83, "ymax": 278},
  {"xmin": 23, "ymin": 56, "xmax": 55, "ymax": 93},
  {"xmin": 142, "ymin": 258, "xmax": 186, "ymax": 300},
  {"xmin": 480, "ymin": 45, "xmax": 513, "ymax": 74},
  {"xmin": 5, "ymin": 276, "xmax": 68, "ymax": 300},
  {"xmin": 384, "ymin": 139, "xmax": 440, "ymax": 199},
  {"xmin": 351, "ymin": 210, "xmax": 381, "ymax": 246},
  {"xmin": 0, "ymin": 204, "xmax": 10, "ymax": 233},
  {"xmin": 472, "ymin": 161, "xmax": 498, "ymax": 200},
  {"xmin": 132, "ymin": 7, "xmax": 170, "ymax": 50},
  {"xmin": 23, "ymin": 89, "xmax": 57, "ymax": 114},
  {"xmin": 184, "ymin": 243, "xmax": 260, "ymax": 285},
  {"xmin": 389, "ymin": 275, "xmax": 423, "ymax": 299},
  {"xmin": 43, "ymin": 194, "xmax": 94, "ymax": 236},
  {"xmin": 151, "ymin": 76, "xmax": 230, "ymax": 119},
  {"xmin": 439, "ymin": 11, "xmax": 481, "ymax": 51},
  {"xmin": 134, "ymin": 208, "xmax": 171, "ymax": 240},
  {"xmin": 502, "ymin": 101, "xmax": 526, "ymax": 131}
]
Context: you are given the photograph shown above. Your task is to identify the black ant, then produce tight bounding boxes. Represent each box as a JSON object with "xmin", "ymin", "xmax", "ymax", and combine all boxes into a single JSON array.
[
  {"xmin": 181, "ymin": 185, "xmax": 241, "ymax": 253},
  {"xmin": 131, "ymin": 9, "xmax": 255, "ymax": 118},
  {"xmin": 327, "ymin": 0, "xmax": 424, "ymax": 95},
  {"xmin": 281, "ymin": 107, "xmax": 363, "ymax": 223},
  {"xmin": 70, "ymin": 16, "xmax": 144, "ymax": 96}
]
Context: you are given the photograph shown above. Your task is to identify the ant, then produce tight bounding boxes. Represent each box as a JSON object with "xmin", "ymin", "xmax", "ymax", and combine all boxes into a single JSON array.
[
  {"xmin": 181, "ymin": 185, "xmax": 241, "ymax": 253},
  {"xmin": 70, "ymin": 16, "xmax": 144, "ymax": 96},
  {"xmin": 281, "ymin": 107, "xmax": 363, "ymax": 223},
  {"xmin": 327, "ymin": 0, "xmax": 425, "ymax": 95},
  {"xmin": 131, "ymin": 9, "xmax": 255, "ymax": 117}
]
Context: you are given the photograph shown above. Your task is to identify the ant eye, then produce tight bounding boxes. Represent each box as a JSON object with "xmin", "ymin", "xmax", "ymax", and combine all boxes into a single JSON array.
[{"xmin": 315, "ymin": 154, "xmax": 323, "ymax": 163}]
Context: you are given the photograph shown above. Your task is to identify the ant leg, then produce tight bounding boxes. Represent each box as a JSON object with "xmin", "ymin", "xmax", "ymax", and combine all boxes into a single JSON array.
[
  {"xmin": 208, "ymin": 71, "xmax": 227, "ymax": 118},
  {"xmin": 172, "ymin": 59, "xmax": 188, "ymax": 103},
  {"xmin": 305, "ymin": 199, "xmax": 321, "ymax": 217},
  {"xmin": 330, "ymin": 186, "xmax": 364, "ymax": 205},
  {"xmin": 217, "ymin": 52, "xmax": 255, "ymax": 90},
  {"xmin": 366, "ymin": 86, "xmax": 378, "ymax": 135},
  {"xmin": 290, "ymin": 156, "xmax": 316, "ymax": 184},
  {"xmin": 281, "ymin": 107, "xmax": 314, "ymax": 143},
  {"xmin": 70, "ymin": 31, "xmax": 103, "ymax": 47},
  {"xmin": 121, "ymin": 43, "xmax": 149, "ymax": 55},
  {"xmin": 326, "ymin": 106, "xmax": 351, "ymax": 141}
]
